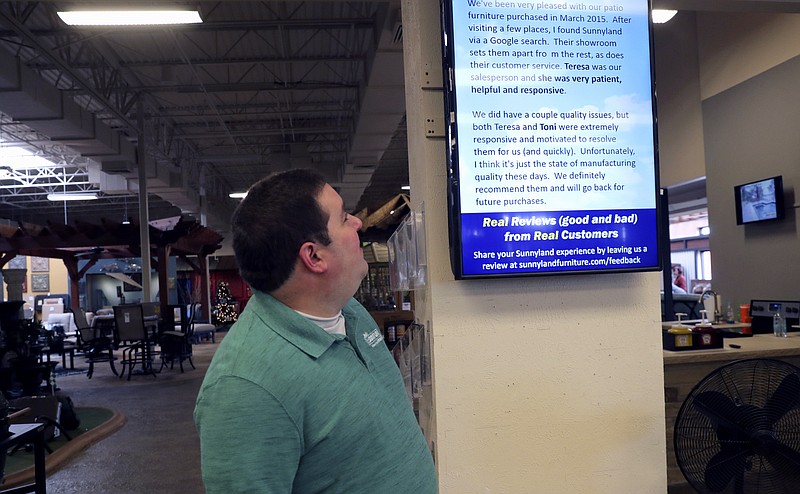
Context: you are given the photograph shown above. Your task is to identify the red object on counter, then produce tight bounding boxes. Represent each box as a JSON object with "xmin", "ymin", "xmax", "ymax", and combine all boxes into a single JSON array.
[{"xmin": 740, "ymin": 304, "xmax": 752, "ymax": 323}]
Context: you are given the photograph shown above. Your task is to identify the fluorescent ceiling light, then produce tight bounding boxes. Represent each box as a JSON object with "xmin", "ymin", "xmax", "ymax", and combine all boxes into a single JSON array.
[
  {"xmin": 229, "ymin": 192, "xmax": 248, "ymax": 199},
  {"xmin": 47, "ymin": 193, "xmax": 98, "ymax": 201},
  {"xmin": 57, "ymin": 10, "xmax": 202, "ymax": 26},
  {"xmin": 652, "ymin": 10, "xmax": 678, "ymax": 24},
  {"xmin": 401, "ymin": 185, "xmax": 411, "ymax": 191}
]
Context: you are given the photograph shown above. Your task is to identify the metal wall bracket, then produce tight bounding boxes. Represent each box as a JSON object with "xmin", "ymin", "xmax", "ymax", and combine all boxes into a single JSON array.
[
  {"xmin": 421, "ymin": 62, "xmax": 443, "ymax": 90},
  {"xmin": 424, "ymin": 116, "xmax": 444, "ymax": 138}
]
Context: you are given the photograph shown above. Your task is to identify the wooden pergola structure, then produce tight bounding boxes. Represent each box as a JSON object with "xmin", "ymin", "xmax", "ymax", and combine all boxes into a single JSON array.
[{"xmin": 0, "ymin": 217, "xmax": 224, "ymax": 321}]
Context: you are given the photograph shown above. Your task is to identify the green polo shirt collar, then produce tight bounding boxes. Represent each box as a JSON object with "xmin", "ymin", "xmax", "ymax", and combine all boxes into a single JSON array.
[{"xmin": 249, "ymin": 292, "xmax": 377, "ymax": 369}]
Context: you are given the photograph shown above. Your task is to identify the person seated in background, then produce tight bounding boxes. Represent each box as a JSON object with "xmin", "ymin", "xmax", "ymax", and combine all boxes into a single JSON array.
[
  {"xmin": 672, "ymin": 283, "xmax": 687, "ymax": 294},
  {"xmin": 672, "ymin": 265, "xmax": 687, "ymax": 292}
]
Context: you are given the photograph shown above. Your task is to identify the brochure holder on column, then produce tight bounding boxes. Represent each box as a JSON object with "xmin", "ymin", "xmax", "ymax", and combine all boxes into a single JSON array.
[{"xmin": 387, "ymin": 206, "xmax": 427, "ymax": 292}]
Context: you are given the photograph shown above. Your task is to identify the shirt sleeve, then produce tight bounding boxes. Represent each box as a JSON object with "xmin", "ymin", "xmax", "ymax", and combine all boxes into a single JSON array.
[{"xmin": 195, "ymin": 376, "xmax": 302, "ymax": 493}]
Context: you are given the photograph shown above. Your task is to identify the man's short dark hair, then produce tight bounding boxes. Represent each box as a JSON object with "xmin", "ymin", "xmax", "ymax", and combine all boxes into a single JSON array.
[{"xmin": 232, "ymin": 169, "xmax": 331, "ymax": 293}]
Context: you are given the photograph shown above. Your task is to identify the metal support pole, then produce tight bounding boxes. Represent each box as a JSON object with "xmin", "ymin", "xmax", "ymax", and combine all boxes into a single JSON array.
[{"xmin": 138, "ymin": 99, "xmax": 153, "ymax": 302}]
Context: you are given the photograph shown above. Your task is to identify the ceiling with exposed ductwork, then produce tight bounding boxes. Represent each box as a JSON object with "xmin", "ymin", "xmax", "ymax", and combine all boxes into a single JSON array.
[{"xmin": 0, "ymin": 1, "xmax": 410, "ymax": 237}]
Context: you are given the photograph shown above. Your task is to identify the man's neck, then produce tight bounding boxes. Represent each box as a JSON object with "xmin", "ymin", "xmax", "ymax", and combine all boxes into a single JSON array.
[{"xmin": 270, "ymin": 277, "xmax": 347, "ymax": 318}]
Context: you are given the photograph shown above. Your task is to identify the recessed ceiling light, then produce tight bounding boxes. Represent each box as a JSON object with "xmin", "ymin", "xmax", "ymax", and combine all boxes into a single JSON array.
[
  {"xmin": 57, "ymin": 10, "xmax": 203, "ymax": 26},
  {"xmin": 229, "ymin": 192, "xmax": 248, "ymax": 199}
]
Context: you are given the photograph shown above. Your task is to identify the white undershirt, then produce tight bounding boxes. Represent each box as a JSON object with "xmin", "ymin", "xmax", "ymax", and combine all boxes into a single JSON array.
[{"xmin": 296, "ymin": 310, "xmax": 346, "ymax": 336}]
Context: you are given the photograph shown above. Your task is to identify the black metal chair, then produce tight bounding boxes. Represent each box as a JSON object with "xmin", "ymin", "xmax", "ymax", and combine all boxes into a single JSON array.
[
  {"xmin": 113, "ymin": 305, "xmax": 156, "ymax": 380},
  {"xmin": 71, "ymin": 308, "xmax": 118, "ymax": 379},
  {"xmin": 8, "ymin": 396, "xmax": 73, "ymax": 453},
  {"xmin": 159, "ymin": 304, "xmax": 195, "ymax": 373}
]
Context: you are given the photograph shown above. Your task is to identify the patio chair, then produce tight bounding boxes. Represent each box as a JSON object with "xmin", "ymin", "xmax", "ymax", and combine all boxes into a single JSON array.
[
  {"xmin": 113, "ymin": 305, "xmax": 156, "ymax": 380},
  {"xmin": 189, "ymin": 303, "xmax": 217, "ymax": 344},
  {"xmin": 160, "ymin": 304, "xmax": 195, "ymax": 373},
  {"xmin": 71, "ymin": 308, "xmax": 117, "ymax": 379}
]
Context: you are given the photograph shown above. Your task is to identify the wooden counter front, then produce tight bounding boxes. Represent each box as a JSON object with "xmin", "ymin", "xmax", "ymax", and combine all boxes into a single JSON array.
[{"xmin": 663, "ymin": 333, "xmax": 800, "ymax": 488}]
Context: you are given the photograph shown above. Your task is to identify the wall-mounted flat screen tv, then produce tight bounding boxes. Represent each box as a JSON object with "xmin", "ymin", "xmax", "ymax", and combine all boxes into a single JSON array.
[
  {"xmin": 734, "ymin": 175, "xmax": 784, "ymax": 225},
  {"xmin": 441, "ymin": 0, "xmax": 662, "ymax": 279}
]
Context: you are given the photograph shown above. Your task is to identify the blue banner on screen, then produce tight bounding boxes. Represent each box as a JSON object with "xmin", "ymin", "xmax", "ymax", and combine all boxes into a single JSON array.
[
  {"xmin": 461, "ymin": 209, "xmax": 657, "ymax": 275},
  {"xmin": 442, "ymin": 0, "xmax": 661, "ymax": 278}
]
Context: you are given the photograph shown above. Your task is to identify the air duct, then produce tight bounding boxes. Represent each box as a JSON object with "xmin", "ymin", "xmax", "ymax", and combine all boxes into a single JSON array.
[
  {"xmin": 0, "ymin": 49, "xmax": 134, "ymax": 161},
  {"xmin": 0, "ymin": 48, "xmax": 210, "ymax": 225},
  {"xmin": 336, "ymin": 6, "xmax": 407, "ymax": 211}
]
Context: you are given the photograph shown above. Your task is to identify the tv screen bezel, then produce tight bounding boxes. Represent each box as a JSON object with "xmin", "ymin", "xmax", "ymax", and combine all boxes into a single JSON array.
[
  {"xmin": 734, "ymin": 175, "xmax": 785, "ymax": 225},
  {"xmin": 440, "ymin": 0, "xmax": 663, "ymax": 280}
]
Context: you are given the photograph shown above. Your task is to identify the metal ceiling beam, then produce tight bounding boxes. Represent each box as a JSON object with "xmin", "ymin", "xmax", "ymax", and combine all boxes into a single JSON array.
[
  {"xmin": 150, "ymin": 100, "xmax": 358, "ymax": 116},
  {"xmin": 179, "ymin": 126, "xmax": 352, "ymax": 139},
  {"xmin": 171, "ymin": 116, "xmax": 355, "ymax": 129},
  {"xmin": 160, "ymin": 110, "xmax": 354, "ymax": 123},
  {"xmin": 128, "ymin": 55, "xmax": 362, "ymax": 67},
  {"xmin": 65, "ymin": 81, "xmax": 360, "ymax": 94},
  {"xmin": 28, "ymin": 54, "xmax": 366, "ymax": 71}
]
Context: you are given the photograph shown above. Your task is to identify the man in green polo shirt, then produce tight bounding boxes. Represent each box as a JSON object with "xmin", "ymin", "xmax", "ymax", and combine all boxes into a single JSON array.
[{"xmin": 194, "ymin": 169, "xmax": 437, "ymax": 493}]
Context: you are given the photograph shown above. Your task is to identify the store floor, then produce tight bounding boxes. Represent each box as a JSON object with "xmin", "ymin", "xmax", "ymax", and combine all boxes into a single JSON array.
[{"xmin": 39, "ymin": 334, "xmax": 222, "ymax": 493}]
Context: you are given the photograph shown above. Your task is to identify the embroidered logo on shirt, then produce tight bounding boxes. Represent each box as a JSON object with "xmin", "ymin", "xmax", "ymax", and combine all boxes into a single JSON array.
[{"xmin": 363, "ymin": 328, "xmax": 383, "ymax": 347}]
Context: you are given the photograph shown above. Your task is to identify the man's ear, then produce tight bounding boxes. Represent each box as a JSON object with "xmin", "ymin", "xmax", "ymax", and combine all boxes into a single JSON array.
[{"xmin": 298, "ymin": 241, "xmax": 327, "ymax": 273}]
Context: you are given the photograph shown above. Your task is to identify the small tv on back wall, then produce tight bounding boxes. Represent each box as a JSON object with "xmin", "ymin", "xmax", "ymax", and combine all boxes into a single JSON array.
[{"xmin": 734, "ymin": 175, "xmax": 785, "ymax": 225}]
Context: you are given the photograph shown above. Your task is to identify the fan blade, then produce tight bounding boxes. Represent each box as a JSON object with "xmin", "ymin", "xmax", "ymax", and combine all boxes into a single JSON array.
[
  {"xmin": 704, "ymin": 446, "xmax": 748, "ymax": 493},
  {"xmin": 764, "ymin": 442, "xmax": 800, "ymax": 487},
  {"xmin": 764, "ymin": 373, "xmax": 800, "ymax": 425},
  {"xmin": 694, "ymin": 391, "xmax": 749, "ymax": 436}
]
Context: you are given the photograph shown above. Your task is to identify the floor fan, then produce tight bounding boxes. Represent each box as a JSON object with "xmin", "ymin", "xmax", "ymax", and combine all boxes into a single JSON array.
[{"xmin": 673, "ymin": 358, "xmax": 800, "ymax": 493}]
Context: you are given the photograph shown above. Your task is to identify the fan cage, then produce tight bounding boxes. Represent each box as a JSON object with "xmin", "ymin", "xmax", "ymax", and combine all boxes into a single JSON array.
[{"xmin": 674, "ymin": 358, "xmax": 800, "ymax": 494}]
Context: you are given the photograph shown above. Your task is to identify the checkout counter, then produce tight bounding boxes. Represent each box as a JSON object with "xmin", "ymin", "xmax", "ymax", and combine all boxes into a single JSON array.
[{"xmin": 662, "ymin": 298, "xmax": 800, "ymax": 488}]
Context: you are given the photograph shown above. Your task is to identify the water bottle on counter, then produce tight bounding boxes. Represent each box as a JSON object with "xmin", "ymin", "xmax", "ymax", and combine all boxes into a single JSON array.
[{"xmin": 773, "ymin": 311, "xmax": 787, "ymax": 337}]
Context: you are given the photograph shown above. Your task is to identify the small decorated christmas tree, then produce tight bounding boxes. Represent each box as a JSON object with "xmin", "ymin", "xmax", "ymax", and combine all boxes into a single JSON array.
[{"xmin": 212, "ymin": 281, "xmax": 238, "ymax": 325}]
